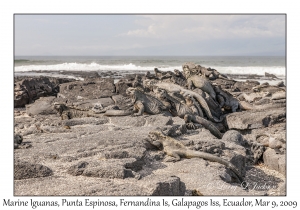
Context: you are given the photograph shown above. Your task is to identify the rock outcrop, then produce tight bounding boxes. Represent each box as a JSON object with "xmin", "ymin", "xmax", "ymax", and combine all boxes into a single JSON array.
[
  {"xmin": 14, "ymin": 77, "xmax": 75, "ymax": 108},
  {"xmin": 14, "ymin": 63, "xmax": 286, "ymax": 196}
]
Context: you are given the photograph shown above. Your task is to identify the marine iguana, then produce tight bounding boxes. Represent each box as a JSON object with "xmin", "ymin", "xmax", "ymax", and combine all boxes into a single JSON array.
[
  {"xmin": 154, "ymin": 68, "xmax": 174, "ymax": 80},
  {"xmin": 147, "ymin": 131, "xmax": 243, "ymax": 183},
  {"xmin": 173, "ymin": 69, "xmax": 185, "ymax": 79},
  {"xmin": 201, "ymin": 67, "xmax": 229, "ymax": 80},
  {"xmin": 237, "ymin": 92, "xmax": 271, "ymax": 103},
  {"xmin": 91, "ymin": 103, "xmax": 120, "ymax": 113},
  {"xmin": 252, "ymin": 82, "xmax": 286, "ymax": 94},
  {"xmin": 144, "ymin": 71, "xmax": 157, "ymax": 80},
  {"xmin": 154, "ymin": 87, "xmax": 223, "ymax": 139},
  {"xmin": 183, "ymin": 63, "xmax": 229, "ymax": 81},
  {"xmin": 154, "ymin": 68, "xmax": 187, "ymax": 86},
  {"xmin": 271, "ymin": 91, "xmax": 286, "ymax": 100},
  {"xmin": 184, "ymin": 94, "xmax": 204, "ymax": 118},
  {"xmin": 53, "ymin": 103, "xmax": 105, "ymax": 119},
  {"xmin": 182, "ymin": 64, "xmax": 230, "ymax": 100},
  {"xmin": 14, "ymin": 133, "xmax": 23, "ymax": 149},
  {"xmin": 144, "ymin": 80, "xmax": 223, "ymax": 123},
  {"xmin": 186, "ymin": 74, "xmax": 217, "ymax": 100},
  {"xmin": 53, "ymin": 102, "xmax": 134, "ymax": 117},
  {"xmin": 126, "ymin": 87, "xmax": 169, "ymax": 116},
  {"xmin": 215, "ymin": 86, "xmax": 240, "ymax": 112},
  {"xmin": 214, "ymin": 86, "xmax": 284, "ymax": 112},
  {"xmin": 91, "ymin": 103, "xmax": 134, "ymax": 116},
  {"xmin": 100, "ymin": 87, "xmax": 170, "ymax": 116}
]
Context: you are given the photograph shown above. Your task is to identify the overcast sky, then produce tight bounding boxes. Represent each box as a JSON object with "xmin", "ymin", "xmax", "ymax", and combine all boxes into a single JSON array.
[{"xmin": 14, "ymin": 14, "xmax": 285, "ymax": 56}]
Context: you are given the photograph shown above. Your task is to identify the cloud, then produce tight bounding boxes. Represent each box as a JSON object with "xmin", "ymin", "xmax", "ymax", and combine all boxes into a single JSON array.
[
  {"xmin": 121, "ymin": 15, "xmax": 285, "ymax": 40},
  {"xmin": 125, "ymin": 25, "xmax": 157, "ymax": 37},
  {"xmin": 15, "ymin": 14, "xmax": 285, "ymax": 56},
  {"xmin": 112, "ymin": 15, "xmax": 285, "ymax": 55}
]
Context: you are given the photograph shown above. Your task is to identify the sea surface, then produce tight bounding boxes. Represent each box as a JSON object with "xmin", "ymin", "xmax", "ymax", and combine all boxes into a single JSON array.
[{"xmin": 14, "ymin": 56, "xmax": 286, "ymax": 77}]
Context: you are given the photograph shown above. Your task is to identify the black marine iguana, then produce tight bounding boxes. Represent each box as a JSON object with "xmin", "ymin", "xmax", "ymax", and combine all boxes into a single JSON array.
[
  {"xmin": 213, "ymin": 86, "xmax": 283, "ymax": 112},
  {"xmin": 144, "ymin": 80, "xmax": 223, "ymax": 123},
  {"xmin": 154, "ymin": 87, "xmax": 223, "ymax": 139}
]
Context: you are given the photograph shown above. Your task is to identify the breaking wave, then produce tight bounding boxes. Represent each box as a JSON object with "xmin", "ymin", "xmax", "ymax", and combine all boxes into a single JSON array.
[
  {"xmin": 14, "ymin": 62, "xmax": 285, "ymax": 76},
  {"xmin": 215, "ymin": 66, "xmax": 285, "ymax": 76},
  {"xmin": 14, "ymin": 62, "xmax": 179, "ymax": 72}
]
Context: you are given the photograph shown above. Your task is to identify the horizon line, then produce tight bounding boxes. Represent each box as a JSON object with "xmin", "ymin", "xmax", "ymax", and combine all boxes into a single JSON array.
[{"xmin": 15, "ymin": 55, "xmax": 286, "ymax": 57}]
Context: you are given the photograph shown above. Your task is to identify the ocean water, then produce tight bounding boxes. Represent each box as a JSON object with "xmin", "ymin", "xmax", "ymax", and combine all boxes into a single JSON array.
[{"xmin": 14, "ymin": 56, "xmax": 286, "ymax": 76}]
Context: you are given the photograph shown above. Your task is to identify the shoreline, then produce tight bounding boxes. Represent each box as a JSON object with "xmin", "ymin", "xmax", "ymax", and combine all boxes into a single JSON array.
[{"xmin": 14, "ymin": 70, "xmax": 286, "ymax": 85}]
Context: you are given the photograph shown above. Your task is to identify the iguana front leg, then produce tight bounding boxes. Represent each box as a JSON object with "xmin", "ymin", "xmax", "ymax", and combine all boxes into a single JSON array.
[
  {"xmin": 231, "ymin": 103, "xmax": 238, "ymax": 112},
  {"xmin": 165, "ymin": 151, "xmax": 181, "ymax": 162},
  {"xmin": 133, "ymin": 101, "xmax": 144, "ymax": 116},
  {"xmin": 150, "ymin": 140, "xmax": 162, "ymax": 148},
  {"xmin": 184, "ymin": 114, "xmax": 197, "ymax": 129},
  {"xmin": 217, "ymin": 95, "xmax": 225, "ymax": 108},
  {"xmin": 61, "ymin": 113, "xmax": 69, "ymax": 120},
  {"xmin": 187, "ymin": 79, "xmax": 194, "ymax": 90},
  {"xmin": 186, "ymin": 123, "xmax": 196, "ymax": 130}
]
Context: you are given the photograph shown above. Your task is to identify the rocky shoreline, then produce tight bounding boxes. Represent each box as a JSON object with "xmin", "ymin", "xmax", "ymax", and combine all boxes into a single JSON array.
[
  {"xmin": 14, "ymin": 63, "xmax": 286, "ymax": 196},
  {"xmin": 14, "ymin": 69, "xmax": 285, "ymax": 84}
]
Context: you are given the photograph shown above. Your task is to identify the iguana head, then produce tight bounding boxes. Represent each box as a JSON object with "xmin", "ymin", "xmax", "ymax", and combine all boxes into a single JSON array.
[
  {"xmin": 148, "ymin": 131, "xmax": 165, "ymax": 141},
  {"xmin": 174, "ymin": 69, "xmax": 181, "ymax": 75},
  {"xmin": 184, "ymin": 94, "xmax": 194, "ymax": 105},
  {"xmin": 213, "ymin": 85, "xmax": 222, "ymax": 93},
  {"xmin": 252, "ymin": 83, "xmax": 269, "ymax": 92},
  {"xmin": 182, "ymin": 64, "xmax": 191, "ymax": 78},
  {"xmin": 126, "ymin": 87, "xmax": 137, "ymax": 96},
  {"xmin": 126, "ymin": 87, "xmax": 143, "ymax": 103},
  {"xmin": 143, "ymin": 79, "xmax": 157, "ymax": 90},
  {"xmin": 14, "ymin": 133, "xmax": 23, "ymax": 144},
  {"xmin": 53, "ymin": 103, "xmax": 68, "ymax": 115},
  {"xmin": 153, "ymin": 87, "xmax": 168, "ymax": 99}
]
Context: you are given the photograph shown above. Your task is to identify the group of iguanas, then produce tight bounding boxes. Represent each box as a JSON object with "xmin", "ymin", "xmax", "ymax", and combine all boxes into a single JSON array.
[{"xmin": 52, "ymin": 63, "xmax": 286, "ymax": 185}]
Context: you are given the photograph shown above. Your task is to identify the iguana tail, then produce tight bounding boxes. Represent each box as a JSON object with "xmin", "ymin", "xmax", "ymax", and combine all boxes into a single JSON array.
[
  {"xmin": 271, "ymin": 91, "xmax": 286, "ymax": 100},
  {"xmin": 239, "ymin": 101, "xmax": 285, "ymax": 110},
  {"xmin": 254, "ymin": 103, "xmax": 286, "ymax": 110},
  {"xmin": 190, "ymin": 94, "xmax": 223, "ymax": 123},
  {"xmin": 193, "ymin": 116, "xmax": 223, "ymax": 139},
  {"xmin": 239, "ymin": 101, "xmax": 253, "ymax": 110},
  {"xmin": 103, "ymin": 110, "xmax": 133, "ymax": 116},
  {"xmin": 187, "ymin": 150, "xmax": 244, "ymax": 183}
]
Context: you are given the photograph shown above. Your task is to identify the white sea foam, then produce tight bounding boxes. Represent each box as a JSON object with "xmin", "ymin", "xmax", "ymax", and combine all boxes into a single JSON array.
[
  {"xmin": 215, "ymin": 66, "xmax": 285, "ymax": 76},
  {"xmin": 14, "ymin": 62, "xmax": 286, "ymax": 76},
  {"xmin": 14, "ymin": 62, "xmax": 173, "ymax": 72},
  {"xmin": 14, "ymin": 72, "xmax": 84, "ymax": 81}
]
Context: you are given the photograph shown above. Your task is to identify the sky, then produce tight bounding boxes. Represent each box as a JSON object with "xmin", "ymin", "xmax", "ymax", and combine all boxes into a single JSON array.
[{"xmin": 14, "ymin": 14, "xmax": 286, "ymax": 56}]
